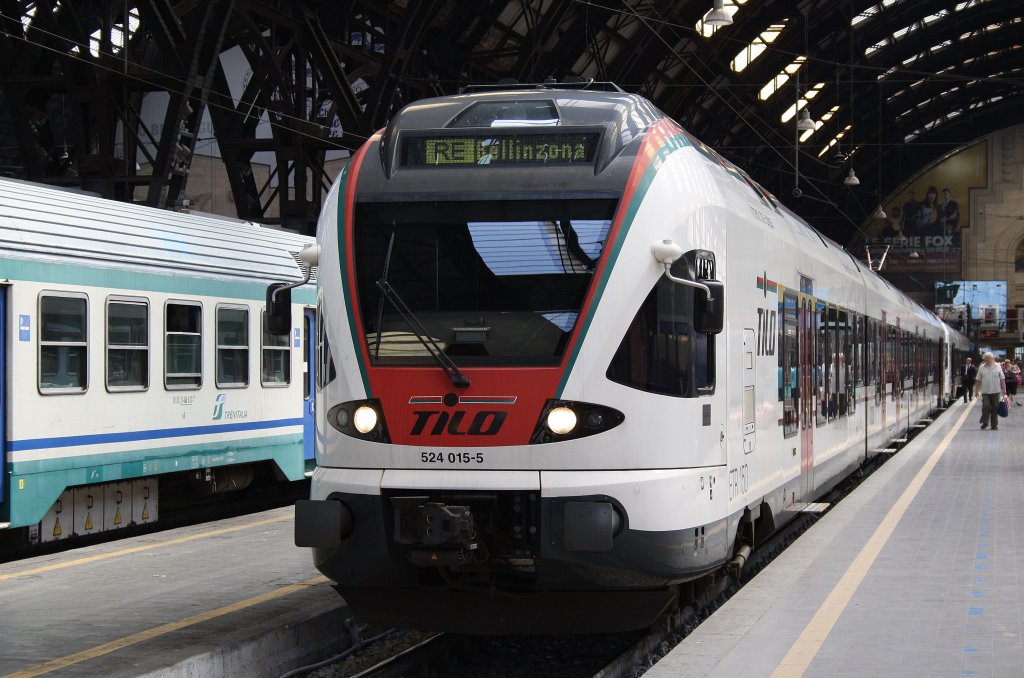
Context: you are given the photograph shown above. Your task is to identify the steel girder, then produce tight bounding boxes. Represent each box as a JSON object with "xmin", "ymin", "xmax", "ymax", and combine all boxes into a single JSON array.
[{"xmin": 2, "ymin": 0, "xmax": 1022, "ymax": 241}]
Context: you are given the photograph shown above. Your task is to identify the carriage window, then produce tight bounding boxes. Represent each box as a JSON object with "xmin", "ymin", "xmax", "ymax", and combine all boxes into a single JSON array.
[
  {"xmin": 262, "ymin": 310, "xmax": 291, "ymax": 386},
  {"xmin": 107, "ymin": 298, "xmax": 148, "ymax": 391},
  {"xmin": 216, "ymin": 305, "xmax": 249, "ymax": 388},
  {"xmin": 40, "ymin": 293, "xmax": 88, "ymax": 393},
  {"xmin": 166, "ymin": 301, "xmax": 202, "ymax": 389},
  {"xmin": 607, "ymin": 268, "xmax": 715, "ymax": 397}
]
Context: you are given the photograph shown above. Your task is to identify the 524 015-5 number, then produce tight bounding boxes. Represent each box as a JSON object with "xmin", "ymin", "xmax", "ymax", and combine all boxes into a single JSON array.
[{"xmin": 421, "ymin": 451, "xmax": 485, "ymax": 464}]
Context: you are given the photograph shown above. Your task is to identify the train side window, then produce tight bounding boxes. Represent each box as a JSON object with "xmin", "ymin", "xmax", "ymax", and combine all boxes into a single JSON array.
[
  {"xmin": 837, "ymin": 307, "xmax": 849, "ymax": 417},
  {"xmin": 165, "ymin": 301, "xmax": 202, "ymax": 390},
  {"xmin": 815, "ymin": 300, "xmax": 826, "ymax": 427},
  {"xmin": 216, "ymin": 305, "xmax": 249, "ymax": 388},
  {"xmin": 262, "ymin": 309, "xmax": 291, "ymax": 386},
  {"xmin": 606, "ymin": 272, "xmax": 715, "ymax": 397},
  {"xmin": 39, "ymin": 292, "xmax": 88, "ymax": 394},
  {"xmin": 780, "ymin": 290, "xmax": 799, "ymax": 438},
  {"xmin": 107, "ymin": 297, "xmax": 149, "ymax": 391},
  {"xmin": 315, "ymin": 300, "xmax": 337, "ymax": 391}
]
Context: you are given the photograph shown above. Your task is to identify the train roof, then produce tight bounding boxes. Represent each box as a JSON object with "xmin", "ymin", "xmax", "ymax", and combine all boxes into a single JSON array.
[{"xmin": 0, "ymin": 178, "xmax": 313, "ymax": 285}]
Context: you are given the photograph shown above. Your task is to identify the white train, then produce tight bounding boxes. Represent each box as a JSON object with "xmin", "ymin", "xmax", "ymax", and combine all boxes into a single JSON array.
[
  {"xmin": 290, "ymin": 87, "xmax": 969, "ymax": 633},
  {"xmin": 0, "ymin": 178, "xmax": 315, "ymax": 546}
]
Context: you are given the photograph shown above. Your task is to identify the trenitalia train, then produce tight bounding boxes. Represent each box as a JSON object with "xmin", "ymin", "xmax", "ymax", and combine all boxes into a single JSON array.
[
  {"xmin": 291, "ymin": 85, "xmax": 970, "ymax": 633},
  {"xmin": 0, "ymin": 178, "xmax": 315, "ymax": 547}
]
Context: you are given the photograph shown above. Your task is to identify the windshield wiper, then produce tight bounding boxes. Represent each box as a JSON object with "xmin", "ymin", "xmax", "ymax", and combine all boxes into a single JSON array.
[
  {"xmin": 373, "ymin": 234, "xmax": 469, "ymax": 388},
  {"xmin": 375, "ymin": 279, "xmax": 471, "ymax": 388}
]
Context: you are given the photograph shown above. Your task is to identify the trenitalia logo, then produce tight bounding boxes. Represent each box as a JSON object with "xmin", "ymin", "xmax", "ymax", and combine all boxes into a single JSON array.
[
  {"xmin": 410, "ymin": 410, "xmax": 507, "ymax": 436},
  {"xmin": 212, "ymin": 393, "xmax": 249, "ymax": 421},
  {"xmin": 213, "ymin": 394, "xmax": 227, "ymax": 420}
]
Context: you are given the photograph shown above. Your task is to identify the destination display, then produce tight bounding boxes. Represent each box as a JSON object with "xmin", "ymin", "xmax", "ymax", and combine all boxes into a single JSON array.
[{"xmin": 402, "ymin": 132, "xmax": 599, "ymax": 167}]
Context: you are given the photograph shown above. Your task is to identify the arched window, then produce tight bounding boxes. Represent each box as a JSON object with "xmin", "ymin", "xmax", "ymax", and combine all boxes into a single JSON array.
[{"xmin": 1015, "ymin": 239, "xmax": 1024, "ymax": 272}]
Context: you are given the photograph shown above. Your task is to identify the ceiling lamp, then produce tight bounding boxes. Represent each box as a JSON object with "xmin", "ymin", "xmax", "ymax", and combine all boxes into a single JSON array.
[
  {"xmin": 872, "ymin": 204, "xmax": 887, "ymax": 219},
  {"xmin": 705, "ymin": 0, "xmax": 733, "ymax": 27},
  {"xmin": 831, "ymin": 145, "xmax": 846, "ymax": 164},
  {"xmin": 843, "ymin": 169, "xmax": 860, "ymax": 186},
  {"xmin": 796, "ymin": 108, "xmax": 815, "ymax": 132}
]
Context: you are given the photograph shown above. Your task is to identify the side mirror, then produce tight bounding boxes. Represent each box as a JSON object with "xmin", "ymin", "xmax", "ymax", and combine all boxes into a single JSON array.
[
  {"xmin": 695, "ymin": 280, "xmax": 724, "ymax": 334},
  {"xmin": 266, "ymin": 283, "xmax": 292, "ymax": 336}
]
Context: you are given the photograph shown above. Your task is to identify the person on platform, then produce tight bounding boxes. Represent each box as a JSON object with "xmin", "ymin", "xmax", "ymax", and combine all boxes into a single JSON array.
[
  {"xmin": 1004, "ymin": 358, "xmax": 1020, "ymax": 405},
  {"xmin": 961, "ymin": 356, "xmax": 976, "ymax": 403},
  {"xmin": 975, "ymin": 352, "xmax": 1006, "ymax": 430}
]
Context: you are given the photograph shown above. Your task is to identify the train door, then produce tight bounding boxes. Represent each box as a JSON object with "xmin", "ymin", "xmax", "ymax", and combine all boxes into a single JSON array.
[
  {"xmin": 742, "ymin": 328, "xmax": 755, "ymax": 453},
  {"xmin": 880, "ymin": 312, "xmax": 888, "ymax": 434},
  {"xmin": 799, "ymin": 276, "xmax": 814, "ymax": 501},
  {"xmin": 895, "ymin": 319, "xmax": 903, "ymax": 428},
  {"xmin": 303, "ymin": 308, "xmax": 316, "ymax": 463},
  {"xmin": 0, "ymin": 287, "xmax": 5, "ymax": 511}
]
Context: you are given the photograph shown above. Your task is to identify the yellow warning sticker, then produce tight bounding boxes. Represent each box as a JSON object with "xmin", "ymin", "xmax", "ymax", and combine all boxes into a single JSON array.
[
  {"xmin": 114, "ymin": 507, "xmax": 122, "ymax": 526},
  {"xmin": 142, "ymin": 502, "xmax": 149, "ymax": 521},
  {"xmin": 85, "ymin": 513, "xmax": 93, "ymax": 531},
  {"xmin": 53, "ymin": 517, "xmax": 62, "ymax": 537}
]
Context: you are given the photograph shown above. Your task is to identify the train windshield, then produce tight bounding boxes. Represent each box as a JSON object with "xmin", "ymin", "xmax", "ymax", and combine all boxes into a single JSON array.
[{"xmin": 354, "ymin": 199, "xmax": 616, "ymax": 366}]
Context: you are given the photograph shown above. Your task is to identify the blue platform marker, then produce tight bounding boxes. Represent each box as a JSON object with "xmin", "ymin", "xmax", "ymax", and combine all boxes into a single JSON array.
[
  {"xmin": 976, "ymin": 553, "xmax": 988, "ymax": 559},
  {"xmin": 974, "ymin": 577, "xmax": 985, "ymax": 584},
  {"xmin": 970, "ymin": 590, "xmax": 984, "ymax": 598},
  {"xmin": 964, "ymin": 647, "xmax": 980, "ymax": 653},
  {"xmin": 975, "ymin": 564, "xmax": 988, "ymax": 570},
  {"xmin": 968, "ymin": 607, "xmax": 984, "ymax": 616}
]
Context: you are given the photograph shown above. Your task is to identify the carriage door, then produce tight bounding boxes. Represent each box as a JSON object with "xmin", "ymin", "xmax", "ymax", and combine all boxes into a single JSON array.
[
  {"xmin": 880, "ymin": 312, "xmax": 888, "ymax": 433},
  {"xmin": 303, "ymin": 309, "xmax": 316, "ymax": 463},
  {"xmin": 894, "ymin": 319, "xmax": 903, "ymax": 428},
  {"xmin": 0, "ymin": 287, "xmax": 6, "ymax": 510},
  {"xmin": 799, "ymin": 276, "xmax": 814, "ymax": 501}
]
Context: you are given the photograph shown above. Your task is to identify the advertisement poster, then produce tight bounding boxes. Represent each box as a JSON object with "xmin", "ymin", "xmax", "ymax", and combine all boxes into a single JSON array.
[{"xmin": 865, "ymin": 141, "xmax": 988, "ymax": 275}]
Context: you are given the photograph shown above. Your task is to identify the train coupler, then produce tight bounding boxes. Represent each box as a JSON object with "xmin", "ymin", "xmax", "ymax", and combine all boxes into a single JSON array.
[{"xmin": 392, "ymin": 499, "xmax": 477, "ymax": 555}]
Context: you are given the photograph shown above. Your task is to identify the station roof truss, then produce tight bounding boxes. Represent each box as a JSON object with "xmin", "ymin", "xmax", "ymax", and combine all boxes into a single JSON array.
[{"xmin": 0, "ymin": 0, "xmax": 1021, "ymax": 240}]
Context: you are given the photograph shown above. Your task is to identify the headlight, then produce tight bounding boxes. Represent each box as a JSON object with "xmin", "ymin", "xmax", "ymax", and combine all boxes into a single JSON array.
[
  {"xmin": 327, "ymin": 399, "xmax": 391, "ymax": 442},
  {"xmin": 547, "ymin": 406, "xmax": 578, "ymax": 435},
  {"xmin": 531, "ymin": 400, "xmax": 625, "ymax": 444},
  {"xmin": 353, "ymin": 405, "xmax": 378, "ymax": 433}
]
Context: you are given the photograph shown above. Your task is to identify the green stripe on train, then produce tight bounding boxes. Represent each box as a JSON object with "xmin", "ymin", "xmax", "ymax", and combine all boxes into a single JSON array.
[{"xmin": 5, "ymin": 433, "xmax": 303, "ymax": 529}]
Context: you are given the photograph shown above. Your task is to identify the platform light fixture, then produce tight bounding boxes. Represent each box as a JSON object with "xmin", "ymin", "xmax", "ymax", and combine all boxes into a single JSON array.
[
  {"xmin": 872, "ymin": 204, "xmax": 887, "ymax": 219},
  {"xmin": 796, "ymin": 108, "xmax": 815, "ymax": 132},
  {"xmin": 705, "ymin": 0, "xmax": 733, "ymax": 27},
  {"xmin": 843, "ymin": 169, "xmax": 860, "ymax": 186}
]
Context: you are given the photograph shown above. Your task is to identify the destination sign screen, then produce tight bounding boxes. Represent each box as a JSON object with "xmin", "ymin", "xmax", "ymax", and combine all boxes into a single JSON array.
[{"xmin": 402, "ymin": 132, "xmax": 599, "ymax": 167}]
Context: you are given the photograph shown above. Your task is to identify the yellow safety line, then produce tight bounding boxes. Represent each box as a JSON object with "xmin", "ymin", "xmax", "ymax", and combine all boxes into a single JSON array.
[
  {"xmin": 0, "ymin": 513, "xmax": 291, "ymax": 582},
  {"xmin": 1, "ymin": 575, "xmax": 329, "ymax": 678},
  {"xmin": 771, "ymin": 402, "xmax": 974, "ymax": 677}
]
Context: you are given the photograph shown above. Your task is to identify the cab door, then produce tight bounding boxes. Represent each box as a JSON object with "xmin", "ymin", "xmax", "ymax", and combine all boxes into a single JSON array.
[{"xmin": 303, "ymin": 309, "xmax": 316, "ymax": 464}]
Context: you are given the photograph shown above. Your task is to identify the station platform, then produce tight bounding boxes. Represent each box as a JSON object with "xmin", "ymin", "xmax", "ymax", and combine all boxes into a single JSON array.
[
  {"xmin": 648, "ymin": 399, "xmax": 1024, "ymax": 677},
  {"xmin": 0, "ymin": 507, "xmax": 348, "ymax": 678}
]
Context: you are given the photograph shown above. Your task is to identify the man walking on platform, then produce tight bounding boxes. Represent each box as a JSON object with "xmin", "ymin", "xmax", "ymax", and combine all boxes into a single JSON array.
[
  {"xmin": 975, "ymin": 352, "xmax": 1006, "ymax": 430},
  {"xmin": 962, "ymin": 357, "xmax": 977, "ymax": 403}
]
